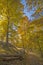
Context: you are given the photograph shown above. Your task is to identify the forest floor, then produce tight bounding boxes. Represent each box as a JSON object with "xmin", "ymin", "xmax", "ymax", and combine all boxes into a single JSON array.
[{"xmin": 0, "ymin": 52, "xmax": 43, "ymax": 65}]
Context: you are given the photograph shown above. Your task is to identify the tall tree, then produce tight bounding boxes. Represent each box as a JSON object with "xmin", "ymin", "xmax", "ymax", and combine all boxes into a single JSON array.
[
  {"xmin": 28, "ymin": 17, "xmax": 43, "ymax": 57},
  {"xmin": 18, "ymin": 16, "xmax": 30, "ymax": 49},
  {"xmin": 0, "ymin": 0, "xmax": 24, "ymax": 44}
]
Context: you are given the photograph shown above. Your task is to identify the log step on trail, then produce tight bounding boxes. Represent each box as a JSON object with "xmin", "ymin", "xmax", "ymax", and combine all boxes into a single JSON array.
[{"xmin": 0, "ymin": 54, "xmax": 24, "ymax": 61}]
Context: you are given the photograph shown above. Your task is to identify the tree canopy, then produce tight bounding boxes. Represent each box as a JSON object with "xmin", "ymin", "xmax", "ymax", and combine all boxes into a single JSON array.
[{"xmin": 25, "ymin": 0, "xmax": 43, "ymax": 19}]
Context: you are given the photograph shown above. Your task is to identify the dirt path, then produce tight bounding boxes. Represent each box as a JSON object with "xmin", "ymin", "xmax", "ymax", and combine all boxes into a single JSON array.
[{"xmin": 0, "ymin": 52, "xmax": 43, "ymax": 65}]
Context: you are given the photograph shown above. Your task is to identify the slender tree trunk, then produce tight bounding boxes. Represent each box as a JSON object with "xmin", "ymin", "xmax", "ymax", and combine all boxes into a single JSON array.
[
  {"xmin": 6, "ymin": 0, "xmax": 9, "ymax": 44},
  {"xmin": 37, "ymin": 35, "xmax": 43, "ymax": 58},
  {"xmin": 38, "ymin": 42, "xmax": 43, "ymax": 57}
]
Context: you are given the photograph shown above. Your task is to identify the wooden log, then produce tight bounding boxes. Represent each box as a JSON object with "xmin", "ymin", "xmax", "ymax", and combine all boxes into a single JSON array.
[{"xmin": 0, "ymin": 54, "xmax": 24, "ymax": 61}]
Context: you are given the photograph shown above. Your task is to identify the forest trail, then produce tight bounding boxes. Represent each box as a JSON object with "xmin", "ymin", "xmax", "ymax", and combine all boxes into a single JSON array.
[
  {"xmin": 25, "ymin": 51, "xmax": 43, "ymax": 65},
  {"xmin": 0, "ymin": 51, "xmax": 43, "ymax": 65}
]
